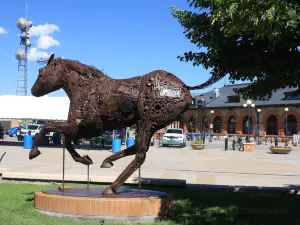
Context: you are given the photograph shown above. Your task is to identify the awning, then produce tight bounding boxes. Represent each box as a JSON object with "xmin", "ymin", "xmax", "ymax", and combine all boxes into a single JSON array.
[{"xmin": 0, "ymin": 95, "xmax": 70, "ymax": 120}]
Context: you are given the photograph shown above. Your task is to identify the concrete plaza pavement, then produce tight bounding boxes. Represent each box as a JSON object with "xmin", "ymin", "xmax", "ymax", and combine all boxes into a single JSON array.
[{"xmin": 1, "ymin": 139, "xmax": 300, "ymax": 189}]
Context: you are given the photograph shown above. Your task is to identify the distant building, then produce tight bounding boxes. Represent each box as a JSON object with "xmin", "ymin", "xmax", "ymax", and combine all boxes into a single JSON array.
[{"xmin": 155, "ymin": 84, "xmax": 300, "ymax": 137}]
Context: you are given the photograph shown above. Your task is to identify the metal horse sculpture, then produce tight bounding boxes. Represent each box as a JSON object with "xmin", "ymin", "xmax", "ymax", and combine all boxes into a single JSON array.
[{"xmin": 29, "ymin": 54, "xmax": 211, "ymax": 195}]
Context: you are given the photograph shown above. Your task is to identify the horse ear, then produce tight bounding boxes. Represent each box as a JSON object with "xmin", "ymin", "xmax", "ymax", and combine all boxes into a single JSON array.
[{"xmin": 47, "ymin": 53, "xmax": 55, "ymax": 65}]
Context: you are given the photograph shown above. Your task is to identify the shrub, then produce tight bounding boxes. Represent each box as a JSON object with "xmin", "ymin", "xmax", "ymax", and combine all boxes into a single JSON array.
[{"xmin": 191, "ymin": 139, "xmax": 204, "ymax": 145}]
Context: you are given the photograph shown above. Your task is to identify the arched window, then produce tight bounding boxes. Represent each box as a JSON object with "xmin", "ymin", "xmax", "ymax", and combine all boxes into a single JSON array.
[
  {"xmin": 285, "ymin": 114, "xmax": 298, "ymax": 135},
  {"xmin": 202, "ymin": 116, "xmax": 208, "ymax": 132},
  {"xmin": 243, "ymin": 116, "xmax": 253, "ymax": 134},
  {"xmin": 266, "ymin": 115, "xmax": 278, "ymax": 135},
  {"xmin": 228, "ymin": 116, "xmax": 236, "ymax": 134},
  {"xmin": 213, "ymin": 116, "xmax": 222, "ymax": 133}
]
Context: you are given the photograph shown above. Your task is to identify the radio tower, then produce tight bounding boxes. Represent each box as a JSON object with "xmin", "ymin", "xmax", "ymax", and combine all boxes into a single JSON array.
[{"xmin": 15, "ymin": 0, "xmax": 32, "ymax": 96}]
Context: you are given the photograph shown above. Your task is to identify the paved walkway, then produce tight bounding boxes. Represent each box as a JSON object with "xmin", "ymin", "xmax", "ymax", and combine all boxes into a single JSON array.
[{"xmin": 1, "ymin": 141, "xmax": 300, "ymax": 188}]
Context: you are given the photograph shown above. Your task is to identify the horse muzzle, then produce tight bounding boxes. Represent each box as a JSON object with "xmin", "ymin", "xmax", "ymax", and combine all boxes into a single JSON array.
[{"xmin": 31, "ymin": 85, "xmax": 43, "ymax": 97}]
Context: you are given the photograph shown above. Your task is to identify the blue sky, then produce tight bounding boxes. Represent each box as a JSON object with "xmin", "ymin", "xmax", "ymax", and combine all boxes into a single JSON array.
[{"xmin": 0, "ymin": 0, "xmax": 229, "ymax": 97}]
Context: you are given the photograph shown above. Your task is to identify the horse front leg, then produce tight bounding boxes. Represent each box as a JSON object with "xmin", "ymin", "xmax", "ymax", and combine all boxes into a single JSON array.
[
  {"xmin": 29, "ymin": 122, "xmax": 93, "ymax": 165},
  {"xmin": 29, "ymin": 122, "xmax": 68, "ymax": 159},
  {"xmin": 64, "ymin": 134, "xmax": 93, "ymax": 165},
  {"xmin": 102, "ymin": 123, "xmax": 152, "ymax": 195}
]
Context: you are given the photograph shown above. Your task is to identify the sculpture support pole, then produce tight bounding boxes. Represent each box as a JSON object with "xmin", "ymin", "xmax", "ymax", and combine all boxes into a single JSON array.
[
  {"xmin": 138, "ymin": 166, "xmax": 141, "ymax": 191},
  {"xmin": 87, "ymin": 164, "xmax": 90, "ymax": 189},
  {"xmin": 62, "ymin": 134, "xmax": 65, "ymax": 192}
]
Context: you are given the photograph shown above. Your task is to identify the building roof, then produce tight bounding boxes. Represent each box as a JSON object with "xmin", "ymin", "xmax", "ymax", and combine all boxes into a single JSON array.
[
  {"xmin": 192, "ymin": 83, "xmax": 300, "ymax": 108},
  {"xmin": 0, "ymin": 95, "xmax": 69, "ymax": 120}
]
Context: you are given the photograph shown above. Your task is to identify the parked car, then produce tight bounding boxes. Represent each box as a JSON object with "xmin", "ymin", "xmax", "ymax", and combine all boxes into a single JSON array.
[
  {"xmin": 150, "ymin": 136, "xmax": 154, "ymax": 146},
  {"xmin": 161, "ymin": 128, "xmax": 186, "ymax": 147},
  {"xmin": 17, "ymin": 124, "xmax": 44, "ymax": 141},
  {"xmin": 7, "ymin": 126, "xmax": 23, "ymax": 137}
]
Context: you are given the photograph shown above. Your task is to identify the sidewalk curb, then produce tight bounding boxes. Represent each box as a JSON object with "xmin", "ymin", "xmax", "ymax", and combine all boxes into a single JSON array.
[
  {"xmin": 1, "ymin": 171, "xmax": 186, "ymax": 187},
  {"xmin": 2, "ymin": 171, "xmax": 300, "ymax": 195},
  {"xmin": 186, "ymin": 184, "xmax": 300, "ymax": 195}
]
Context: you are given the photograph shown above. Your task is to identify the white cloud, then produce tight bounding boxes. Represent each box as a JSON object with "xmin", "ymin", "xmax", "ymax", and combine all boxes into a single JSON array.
[
  {"xmin": 29, "ymin": 23, "xmax": 60, "ymax": 36},
  {"xmin": 37, "ymin": 35, "xmax": 60, "ymax": 49},
  {"xmin": 0, "ymin": 27, "xmax": 8, "ymax": 34},
  {"xmin": 27, "ymin": 48, "xmax": 49, "ymax": 60}
]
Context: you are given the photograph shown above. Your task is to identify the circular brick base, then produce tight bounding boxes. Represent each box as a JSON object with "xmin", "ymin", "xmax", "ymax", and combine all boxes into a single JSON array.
[{"xmin": 34, "ymin": 188, "xmax": 173, "ymax": 223}]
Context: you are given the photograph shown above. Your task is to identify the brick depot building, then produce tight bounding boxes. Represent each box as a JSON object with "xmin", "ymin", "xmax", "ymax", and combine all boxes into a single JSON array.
[{"xmin": 156, "ymin": 84, "xmax": 300, "ymax": 138}]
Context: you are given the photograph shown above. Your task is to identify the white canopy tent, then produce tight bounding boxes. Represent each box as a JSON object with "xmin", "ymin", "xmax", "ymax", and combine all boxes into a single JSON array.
[{"xmin": 0, "ymin": 95, "xmax": 70, "ymax": 120}]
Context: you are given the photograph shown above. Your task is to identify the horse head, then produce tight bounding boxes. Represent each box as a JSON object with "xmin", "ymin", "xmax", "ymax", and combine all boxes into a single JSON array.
[{"xmin": 31, "ymin": 53, "xmax": 64, "ymax": 97}]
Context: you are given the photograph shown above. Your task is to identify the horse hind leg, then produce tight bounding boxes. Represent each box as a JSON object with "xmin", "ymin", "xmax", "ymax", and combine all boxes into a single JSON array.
[
  {"xmin": 100, "ymin": 144, "xmax": 136, "ymax": 168},
  {"xmin": 102, "ymin": 122, "xmax": 153, "ymax": 195}
]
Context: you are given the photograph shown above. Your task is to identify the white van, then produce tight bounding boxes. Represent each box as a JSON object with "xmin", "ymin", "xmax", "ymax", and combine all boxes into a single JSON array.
[
  {"xmin": 162, "ymin": 128, "xmax": 186, "ymax": 147},
  {"xmin": 17, "ymin": 124, "xmax": 44, "ymax": 140}
]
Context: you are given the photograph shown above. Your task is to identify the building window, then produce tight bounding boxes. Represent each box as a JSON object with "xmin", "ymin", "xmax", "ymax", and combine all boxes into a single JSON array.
[
  {"xmin": 243, "ymin": 116, "xmax": 253, "ymax": 134},
  {"xmin": 266, "ymin": 115, "xmax": 278, "ymax": 135},
  {"xmin": 213, "ymin": 116, "xmax": 222, "ymax": 133},
  {"xmin": 226, "ymin": 95, "xmax": 240, "ymax": 103},
  {"xmin": 283, "ymin": 91, "xmax": 300, "ymax": 100},
  {"xmin": 228, "ymin": 116, "xmax": 236, "ymax": 134},
  {"xmin": 285, "ymin": 114, "xmax": 298, "ymax": 135}
]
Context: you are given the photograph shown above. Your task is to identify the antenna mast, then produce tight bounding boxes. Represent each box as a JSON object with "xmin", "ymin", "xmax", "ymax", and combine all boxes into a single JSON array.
[{"xmin": 15, "ymin": 0, "xmax": 32, "ymax": 96}]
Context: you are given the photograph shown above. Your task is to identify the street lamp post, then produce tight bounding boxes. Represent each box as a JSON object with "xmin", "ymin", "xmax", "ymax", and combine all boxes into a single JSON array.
[
  {"xmin": 256, "ymin": 108, "xmax": 261, "ymax": 144},
  {"xmin": 243, "ymin": 100, "xmax": 255, "ymax": 143},
  {"xmin": 209, "ymin": 110, "xmax": 214, "ymax": 142},
  {"xmin": 198, "ymin": 96, "xmax": 206, "ymax": 144},
  {"xmin": 284, "ymin": 107, "xmax": 289, "ymax": 146}
]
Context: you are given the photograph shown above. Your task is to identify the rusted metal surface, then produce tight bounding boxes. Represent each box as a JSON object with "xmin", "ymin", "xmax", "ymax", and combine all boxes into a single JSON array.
[
  {"xmin": 43, "ymin": 188, "xmax": 168, "ymax": 198},
  {"xmin": 28, "ymin": 53, "xmax": 205, "ymax": 195}
]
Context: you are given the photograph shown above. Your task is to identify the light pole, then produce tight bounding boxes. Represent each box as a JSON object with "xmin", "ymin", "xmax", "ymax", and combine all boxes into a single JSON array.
[
  {"xmin": 256, "ymin": 108, "xmax": 261, "ymax": 144},
  {"xmin": 243, "ymin": 100, "xmax": 255, "ymax": 143},
  {"xmin": 284, "ymin": 107, "xmax": 289, "ymax": 146},
  {"xmin": 198, "ymin": 96, "xmax": 206, "ymax": 144},
  {"xmin": 209, "ymin": 110, "xmax": 214, "ymax": 142}
]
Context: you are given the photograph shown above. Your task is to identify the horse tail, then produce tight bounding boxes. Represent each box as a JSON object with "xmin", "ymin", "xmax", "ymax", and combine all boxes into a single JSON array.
[{"xmin": 186, "ymin": 74, "xmax": 226, "ymax": 90}]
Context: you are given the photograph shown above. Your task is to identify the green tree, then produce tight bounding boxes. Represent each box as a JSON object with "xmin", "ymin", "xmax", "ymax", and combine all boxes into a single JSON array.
[
  {"xmin": 188, "ymin": 121, "xmax": 194, "ymax": 133},
  {"xmin": 188, "ymin": 117, "xmax": 196, "ymax": 132},
  {"xmin": 171, "ymin": 0, "xmax": 300, "ymax": 100}
]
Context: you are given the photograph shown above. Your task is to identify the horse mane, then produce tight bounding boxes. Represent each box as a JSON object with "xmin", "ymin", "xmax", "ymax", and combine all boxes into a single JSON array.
[{"xmin": 57, "ymin": 58, "xmax": 108, "ymax": 78}]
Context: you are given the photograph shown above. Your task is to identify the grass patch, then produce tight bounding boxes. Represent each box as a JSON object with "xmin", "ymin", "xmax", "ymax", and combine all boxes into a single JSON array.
[{"xmin": 0, "ymin": 182, "xmax": 299, "ymax": 224}]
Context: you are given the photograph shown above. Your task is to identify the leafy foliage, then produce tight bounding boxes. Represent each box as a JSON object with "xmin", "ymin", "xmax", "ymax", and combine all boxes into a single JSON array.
[
  {"xmin": 191, "ymin": 138, "xmax": 204, "ymax": 144},
  {"xmin": 171, "ymin": 0, "xmax": 300, "ymax": 100},
  {"xmin": 188, "ymin": 116, "xmax": 196, "ymax": 132}
]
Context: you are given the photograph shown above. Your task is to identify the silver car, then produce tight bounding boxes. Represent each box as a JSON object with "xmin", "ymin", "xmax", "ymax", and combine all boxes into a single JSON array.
[{"xmin": 150, "ymin": 136, "xmax": 154, "ymax": 146}]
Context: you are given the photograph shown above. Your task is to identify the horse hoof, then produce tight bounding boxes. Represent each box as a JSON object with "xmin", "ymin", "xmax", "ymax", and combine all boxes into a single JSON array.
[
  {"xmin": 102, "ymin": 187, "xmax": 116, "ymax": 195},
  {"xmin": 81, "ymin": 155, "xmax": 93, "ymax": 165},
  {"xmin": 84, "ymin": 154, "xmax": 92, "ymax": 162},
  {"xmin": 29, "ymin": 148, "xmax": 41, "ymax": 160},
  {"xmin": 100, "ymin": 161, "xmax": 113, "ymax": 168}
]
